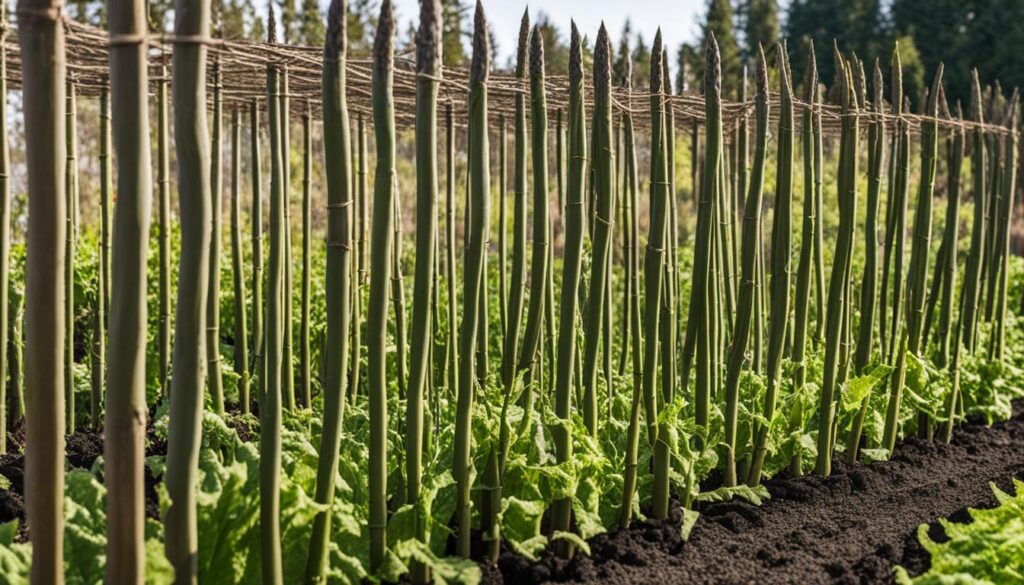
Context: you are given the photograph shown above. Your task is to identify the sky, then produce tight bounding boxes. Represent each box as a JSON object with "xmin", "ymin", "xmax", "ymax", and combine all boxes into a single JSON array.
[{"xmin": 385, "ymin": 0, "xmax": 710, "ymax": 66}]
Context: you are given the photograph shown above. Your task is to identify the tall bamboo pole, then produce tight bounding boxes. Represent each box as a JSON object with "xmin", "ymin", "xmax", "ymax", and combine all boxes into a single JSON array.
[
  {"xmin": 722, "ymin": 50, "xmax": 767, "ymax": 487},
  {"xmin": 0, "ymin": 3, "xmax": 9, "ymax": 453},
  {"xmin": 551, "ymin": 23, "xmax": 587, "ymax": 556},
  {"xmin": 444, "ymin": 103, "xmax": 457, "ymax": 394},
  {"xmin": 281, "ymin": 66, "xmax": 295, "ymax": 410},
  {"xmin": 65, "ymin": 79, "xmax": 77, "ymax": 435},
  {"xmin": 158, "ymin": 67, "xmax": 171, "ymax": 397},
  {"xmin": 164, "ymin": 0, "xmax": 213, "ymax": 577},
  {"xmin": 961, "ymin": 71, "xmax": 987, "ymax": 353},
  {"xmin": 619, "ymin": 57, "xmax": 643, "ymax": 527},
  {"xmin": 814, "ymin": 56, "xmax": 858, "ymax": 476},
  {"xmin": 990, "ymin": 95, "xmax": 1017, "ymax": 362},
  {"xmin": 787, "ymin": 41, "xmax": 817, "ymax": 476},
  {"xmin": 206, "ymin": 60, "xmax": 224, "ymax": 415},
  {"xmin": 260, "ymin": 13, "xmax": 285, "ymax": 581},
  {"xmin": 367, "ymin": 1, "xmax": 396, "ymax": 568},
  {"xmin": 906, "ymin": 68, "xmax": 943, "ymax": 439},
  {"xmin": 516, "ymin": 20, "xmax": 549, "ymax": 408},
  {"xmin": 104, "ymin": 0, "xmax": 152, "ymax": 577},
  {"xmin": 453, "ymin": 3, "xmax": 490, "ymax": 558},
  {"xmin": 692, "ymin": 34, "xmax": 722, "ymax": 433},
  {"xmin": 498, "ymin": 115, "xmax": 507, "ymax": 339},
  {"xmin": 300, "ymin": 102, "xmax": 312, "ymax": 409},
  {"xmin": 93, "ymin": 87, "xmax": 109, "ymax": 425},
  {"xmin": 581, "ymin": 28, "xmax": 614, "ymax": 438},
  {"xmin": 748, "ymin": 44, "xmax": 794, "ymax": 486},
  {"xmin": 846, "ymin": 60, "xmax": 887, "ymax": 463},
  {"xmin": 230, "ymin": 108, "xmax": 249, "ymax": 412},
  {"xmin": 351, "ymin": 114, "xmax": 367, "ymax": 402},
  {"xmin": 18, "ymin": 0, "xmax": 67, "ymax": 578},
  {"xmin": 501, "ymin": 11, "xmax": 529, "ymax": 392},
  {"xmin": 403, "ymin": 1, "xmax": 441, "ymax": 579},
  {"xmin": 305, "ymin": 1, "xmax": 352, "ymax": 579},
  {"xmin": 250, "ymin": 99, "xmax": 263, "ymax": 415}
]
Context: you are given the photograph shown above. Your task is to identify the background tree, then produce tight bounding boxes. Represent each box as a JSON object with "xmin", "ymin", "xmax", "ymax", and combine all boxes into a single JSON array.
[
  {"xmin": 298, "ymin": 0, "xmax": 325, "ymax": 46},
  {"xmin": 441, "ymin": 0, "xmax": 469, "ymax": 67},
  {"xmin": 613, "ymin": 20, "xmax": 632, "ymax": 86},
  {"xmin": 536, "ymin": 11, "xmax": 569, "ymax": 75},
  {"xmin": 742, "ymin": 0, "xmax": 779, "ymax": 60},
  {"xmin": 698, "ymin": 0, "xmax": 742, "ymax": 89}
]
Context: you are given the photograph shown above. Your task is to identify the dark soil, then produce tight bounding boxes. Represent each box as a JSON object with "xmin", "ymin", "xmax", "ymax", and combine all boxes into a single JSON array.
[
  {"xmin": 485, "ymin": 405, "xmax": 1024, "ymax": 584},
  {"xmin": 0, "ymin": 424, "xmax": 172, "ymax": 538}
]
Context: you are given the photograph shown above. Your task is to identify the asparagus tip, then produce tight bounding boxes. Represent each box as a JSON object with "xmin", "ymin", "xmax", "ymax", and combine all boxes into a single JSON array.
[{"xmin": 470, "ymin": 1, "xmax": 490, "ymax": 83}]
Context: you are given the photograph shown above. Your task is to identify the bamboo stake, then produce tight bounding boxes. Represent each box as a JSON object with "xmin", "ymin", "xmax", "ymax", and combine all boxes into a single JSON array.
[
  {"xmin": 260, "ymin": 12, "xmax": 285, "ymax": 580},
  {"xmin": 104, "ymin": 0, "xmax": 153, "ymax": 576},
  {"xmin": 158, "ymin": 67, "xmax": 172, "ymax": 398},
  {"xmin": 20, "ymin": 0, "xmax": 68, "ymax": 577},
  {"xmin": 305, "ymin": 1, "xmax": 353, "ymax": 578},
  {"xmin": 250, "ymin": 99, "xmax": 263, "ymax": 415},
  {"xmin": 207, "ymin": 59, "xmax": 224, "ymax": 415},
  {"xmin": 501, "ymin": 12, "xmax": 528, "ymax": 393},
  {"xmin": 230, "ymin": 108, "xmax": 249, "ymax": 413},
  {"xmin": 722, "ymin": 50, "xmax": 768, "ymax": 487},
  {"xmin": 453, "ymin": 3, "xmax": 490, "ymax": 558},
  {"xmin": 403, "ymin": 1, "xmax": 441, "ymax": 577},
  {"xmin": 164, "ymin": 0, "xmax": 213, "ymax": 576},
  {"xmin": 65, "ymin": 79, "xmax": 77, "ymax": 435}
]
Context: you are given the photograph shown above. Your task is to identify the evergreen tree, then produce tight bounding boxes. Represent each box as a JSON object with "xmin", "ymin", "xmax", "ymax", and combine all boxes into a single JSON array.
[
  {"xmin": 631, "ymin": 32, "xmax": 650, "ymax": 91},
  {"xmin": 247, "ymin": 0, "xmax": 266, "ymax": 42},
  {"xmin": 348, "ymin": 0, "xmax": 377, "ymax": 54},
  {"xmin": 298, "ymin": 0, "xmax": 325, "ymax": 46},
  {"xmin": 743, "ymin": 0, "xmax": 779, "ymax": 59},
  {"xmin": 786, "ymin": 0, "xmax": 886, "ymax": 95},
  {"xmin": 536, "ymin": 12, "xmax": 570, "ymax": 75},
  {"xmin": 700, "ymin": 0, "xmax": 743, "ymax": 90},
  {"xmin": 676, "ymin": 43, "xmax": 696, "ymax": 91},
  {"xmin": 613, "ymin": 20, "xmax": 633, "ymax": 86},
  {"xmin": 442, "ymin": 0, "xmax": 470, "ymax": 67},
  {"xmin": 221, "ymin": 0, "xmax": 247, "ymax": 39},
  {"xmin": 279, "ymin": 0, "xmax": 298, "ymax": 43}
]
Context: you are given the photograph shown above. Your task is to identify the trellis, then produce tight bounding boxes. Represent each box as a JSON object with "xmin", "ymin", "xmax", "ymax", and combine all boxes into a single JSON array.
[{"xmin": 2, "ymin": 17, "xmax": 1013, "ymax": 138}]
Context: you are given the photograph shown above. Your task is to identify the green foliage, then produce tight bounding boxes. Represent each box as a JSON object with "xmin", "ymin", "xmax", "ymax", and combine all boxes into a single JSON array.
[
  {"xmin": 0, "ymin": 469, "xmax": 174, "ymax": 585},
  {"xmin": 896, "ymin": 480, "xmax": 1024, "ymax": 584}
]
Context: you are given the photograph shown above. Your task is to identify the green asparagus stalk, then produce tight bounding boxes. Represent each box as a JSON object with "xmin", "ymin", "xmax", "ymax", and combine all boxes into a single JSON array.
[
  {"xmin": 207, "ymin": 60, "xmax": 224, "ymax": 415},
  {"xmin": 164, "ymin": 0, "xmax": 213, "ymax": 576},
  {"xmin": 453, "ymin": 2, "xmax": 490, "ymax": 558},
  {"xmin": 250, "ymin": 100, "xmax": 264, "ymax": 414},
  {"xmin": 787, "ymin": 41, "xmax": 817, "ymax": 476},
  {"xmin": 515, "ymin": 21, "xmax": 549, "ymax": 416},
  {"xmin": 260, "ymin": 13, "xmax": 285, "ymax": 580},
  {"xmin": 0, "ymin": 3, "xmax": 9, "ymax": 453},
  {"xmin": 846, "ymin": 60, "xmax": 887, "ymax": 464},
  {"xmin": 158, "ymin": 68, "xmax": 172, "ymax": 398},
  {"xmin": 104, "ymin": 0, "xmax": 153, "ymax": 576},
  {"xmin": 501, "ymin": 11, "xmax": 529, "ymax": 392},
  {"xmin": 403, "ymin": 0, "xmax": 441, "ymax": 578},
  {"xmin": 581, "ymin": 27, "xmax": 614, "ymax": 438},
  {"xmin": 305, "ymin": 1, "xmax": 353, "ymax": 579},
  {"xmin": 961, "ymin": 71, "xmax": 987, "ymax": 353},
  {"xmin": 552, "ymin": 21, "xmax": 587, "ymax": 555},
  {"xmin": 814, "ymin": 57, "xmax": 858, "ymax": 476},
  {"xmin": 230, "ymin": 107, "xmax": 249, "ymax": 410},
  {"xmin": 18, "ymin": 0, "xmax": 69, "ymax": 577},
  {"xmin": 65, "ymin": 79, "xmax": 77, "ymax": 435},
  {"xmin": 732, "ymin": 49, "xmax": 769, "ymax": 486},
  {"xmin": 367, "ymin": 1, "xmax": 396, "ymax": 568},
  {"xmin": 93, "ymin": 87, "xmax": 109, "ymax": 426}
]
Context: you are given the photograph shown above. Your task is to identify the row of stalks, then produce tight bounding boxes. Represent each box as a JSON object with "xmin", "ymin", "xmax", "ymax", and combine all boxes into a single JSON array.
[{"xmin": 7, "ymin": 0, "xmax": 1021, "ymax": 582}]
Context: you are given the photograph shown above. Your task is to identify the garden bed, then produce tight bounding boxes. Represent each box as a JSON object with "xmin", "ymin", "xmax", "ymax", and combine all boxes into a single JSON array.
[{"xmin": 485, "ymin": 403, "xmax": 1024, "ymax": 584}]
